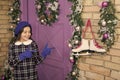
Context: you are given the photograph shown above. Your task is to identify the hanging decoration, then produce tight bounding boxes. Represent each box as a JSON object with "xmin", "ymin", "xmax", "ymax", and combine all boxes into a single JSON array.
[
  {"xmin": 67, "ymin": 0, "xmax": 84, "ymax": 49},
  {"xmin": 8, "ymin": 0, "xmax": 21, "ymax": 32},
  {"xmin": 98, "ymin": 0, "xmax": 118, "ymax": 51},
  {"xmin": 71, "ymin": 19, "xmax": 106, "ymax": 54},
  {"xmin": 67, "ymin": 0, "xmax": 84, "ymax": 80},
  {"xmin": 66, "ymin": 56, "xmax": 80, "ymax": 80},
  {"xmin": 35, "ymin": 0, "xmax": 60, "ymax": 26}
]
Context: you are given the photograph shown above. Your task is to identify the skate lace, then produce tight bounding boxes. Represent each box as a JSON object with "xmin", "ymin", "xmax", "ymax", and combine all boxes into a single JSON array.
[
  {"xmin": 76, "ymin": 42, "xmax": 81, "ymax": 48},
  {"xmin": 94, "ymin": 40, "xmax": 102, "ymax": 48}
]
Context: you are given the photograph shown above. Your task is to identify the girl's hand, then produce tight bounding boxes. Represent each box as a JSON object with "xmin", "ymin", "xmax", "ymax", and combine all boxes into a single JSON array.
[{"xmin": 41, "ymin": 43, "xmax": 54, "ymax": 58}]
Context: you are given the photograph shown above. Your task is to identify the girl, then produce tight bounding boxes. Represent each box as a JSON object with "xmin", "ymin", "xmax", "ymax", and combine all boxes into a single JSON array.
[{"xmin": 8, "ymin": 21, "xmax": 53, "ymax": 80}]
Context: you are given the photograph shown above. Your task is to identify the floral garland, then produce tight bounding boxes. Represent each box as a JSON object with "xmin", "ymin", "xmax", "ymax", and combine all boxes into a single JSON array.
[
  {"xmin": 8, "ymin": 0, "xmax": 21, "ymax": 31},
  {"xmin": 67, "ymin": 0, "xmax": 84, "ymax": 80},
  {"xmin": 68, "ymin": 0, "xmax": 84, "ymax": 49},
  {"xmin": 35, "ymin": 0, "xmax": 60, "ymax": 26},
  {"xmin": 1, "ymin": 60, "xmax": 14, "ymax": 80},
  {"xmin": 98, "ymin": 0, "xmax": 118, "ymax": 51}
]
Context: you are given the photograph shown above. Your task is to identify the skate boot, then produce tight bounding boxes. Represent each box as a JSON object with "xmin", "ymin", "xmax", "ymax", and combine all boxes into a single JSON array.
[
  {"xmin": 89, "ymin": 39, "xmax": 106, "ymax": 52},
  {"xmin": 72, "ymin": 39, "xmax": 89, "ymax": 52}
]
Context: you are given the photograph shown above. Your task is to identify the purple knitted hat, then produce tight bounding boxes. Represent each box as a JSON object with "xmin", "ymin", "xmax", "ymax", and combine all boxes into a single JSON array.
[{"xmin": 14, "ymin": 21, "xmax": 31, "ymax": 36}]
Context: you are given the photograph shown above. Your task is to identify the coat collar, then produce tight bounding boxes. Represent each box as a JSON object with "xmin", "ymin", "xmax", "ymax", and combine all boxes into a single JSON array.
[{"xmin": 15, "ymin": 39, "xmax": 32, "ymax": 45}]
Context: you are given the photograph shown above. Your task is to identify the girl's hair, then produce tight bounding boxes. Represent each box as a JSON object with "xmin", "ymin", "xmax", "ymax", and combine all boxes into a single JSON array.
[{"xmin": 9, "ymin": 26, "xmax": 32, "ymax": 44}]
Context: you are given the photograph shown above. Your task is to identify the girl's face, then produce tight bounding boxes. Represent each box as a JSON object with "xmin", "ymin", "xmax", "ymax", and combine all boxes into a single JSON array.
[{"xmin": 20, "ymin": 26, "xmax": 31, "ymax": 42}]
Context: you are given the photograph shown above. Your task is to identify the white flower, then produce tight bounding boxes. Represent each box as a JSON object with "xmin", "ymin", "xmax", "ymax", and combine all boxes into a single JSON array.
[
  {"xmin": 54, "ymin": 1, "xmax": 59, "ymax": 8},
  {"xmin": 73, "ymin": 23, "xmax": 77, "ymax": 27},
  {"xmin": 107, "ymin": 20, "xmax": 112, "ymax": 23},
  {"xmin": 70, "ymin": 20, "xmax": 73, "ymax": 23},
  {"xmin": 78, "ymin": 0, "xmax": 83, "ymax": 6},
  {"xmin": 48, "ymin": 1, "xmax": 58, "ymax": 11},
  {"xmin": 75, "ymin": 5, "xmax": 82, "ymax": 12},
  {"xmin": 101, "ymin": 19, "xmax": 105, "ymax": 22},
  {"xmin": 113, "ymin": 19, "xmax": 117, "ymax": 24},
  {"xmin": 100, "ymin": 27, "xmax": 107, "ymax": 32},
  {"xmin": 104, "ymin": 0, "xmax": 110, "ymax": 2},
  {"xmin": 51, "ymin": 6, "xmax": 57, "ymax": 11},
  {"xmin": 76, "ymin": 26, "xmax": 80, "ymax": 31},
  {"xmin": 75, "ymin": 0, "xmax": 83, "ymax": 13}
]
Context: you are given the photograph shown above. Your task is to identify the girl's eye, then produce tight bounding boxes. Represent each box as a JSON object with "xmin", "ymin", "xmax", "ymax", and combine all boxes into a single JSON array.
[{"xmin": 23, "ymin": 31, "xmax": 30, "ymax": 33}]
